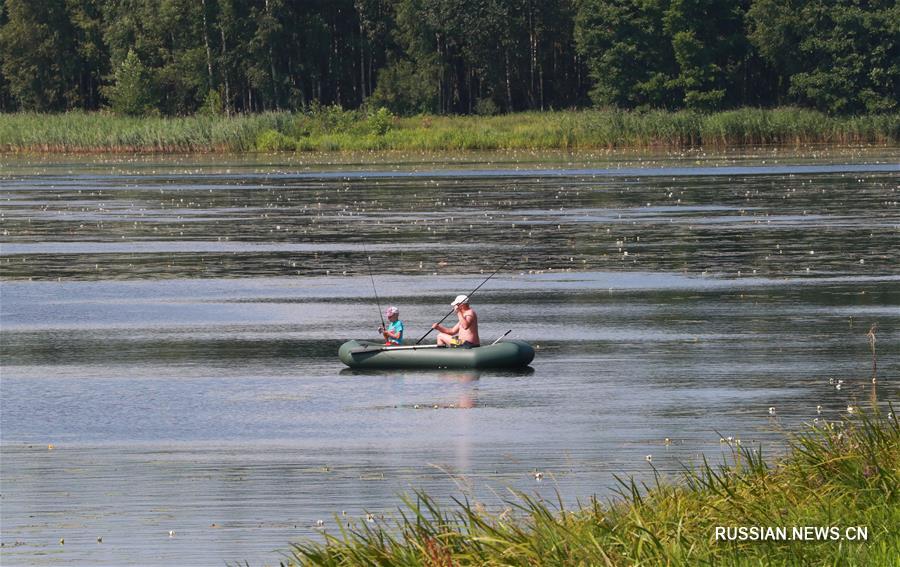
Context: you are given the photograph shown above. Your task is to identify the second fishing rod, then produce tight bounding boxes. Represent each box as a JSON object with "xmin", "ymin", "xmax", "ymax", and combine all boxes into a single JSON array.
[{"xmin": 415, "ymin": 258, "xmax": 510, "ymax": 345}]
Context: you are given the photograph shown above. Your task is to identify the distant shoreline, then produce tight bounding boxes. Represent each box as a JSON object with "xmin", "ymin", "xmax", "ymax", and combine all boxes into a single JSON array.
[{"xmin": 1, "ymin": 108, "xmax": 897, "ymax": 154}]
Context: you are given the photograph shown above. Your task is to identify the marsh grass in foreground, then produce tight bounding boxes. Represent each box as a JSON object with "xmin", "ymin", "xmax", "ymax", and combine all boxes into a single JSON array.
[
  {"xmin": 282, "ymin": 409, "xmax": 898, "ymax": 566},
  {"xmin": 1, "ymin": 108, "xmax": 898, "ymax": 153}
]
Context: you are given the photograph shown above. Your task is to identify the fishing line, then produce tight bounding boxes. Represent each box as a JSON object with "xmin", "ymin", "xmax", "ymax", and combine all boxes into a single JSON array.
[{"xmin": 362, "ymin": 243, "xmax": 386, "ymax": 328}]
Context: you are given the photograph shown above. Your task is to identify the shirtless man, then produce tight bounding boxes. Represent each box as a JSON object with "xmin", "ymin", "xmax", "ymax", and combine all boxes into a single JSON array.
[{"xmin": 432, "ymin": 295, "xmax": 480, "ymax": 348}]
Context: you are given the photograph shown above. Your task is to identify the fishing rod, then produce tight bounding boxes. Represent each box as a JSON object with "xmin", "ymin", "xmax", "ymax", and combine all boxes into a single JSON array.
[
  {"xmin": 362, "ymin": 243, "xmax": 386, "ymax": 329},
  {"xmin": 415, "ymin": 258, "xmax": 510, "ymax": 345},
  {"xmin": 491, "ymin": 329, "xmax": 512, "ymax": 345}
]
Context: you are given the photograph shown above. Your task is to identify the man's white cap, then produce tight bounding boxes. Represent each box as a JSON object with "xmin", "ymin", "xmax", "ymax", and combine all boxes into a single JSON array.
[{"xmin": 450, "ymin": 294, "xmax": 469, "ymax": 307}]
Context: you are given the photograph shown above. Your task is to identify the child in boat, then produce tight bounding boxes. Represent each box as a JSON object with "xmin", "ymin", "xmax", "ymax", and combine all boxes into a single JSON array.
[
  {"xmin": 379, "ymin": 306, "xmax": 404, "ymax": 345},
  {"xmin": 432, "ymin": 295, "xmax": 480, "ymax": 348}
]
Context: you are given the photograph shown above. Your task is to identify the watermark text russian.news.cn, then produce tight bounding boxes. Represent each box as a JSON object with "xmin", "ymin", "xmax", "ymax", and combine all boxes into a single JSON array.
[{"xmin": 715, "ymin": 526, "xmax": 868, "ymax": 542}]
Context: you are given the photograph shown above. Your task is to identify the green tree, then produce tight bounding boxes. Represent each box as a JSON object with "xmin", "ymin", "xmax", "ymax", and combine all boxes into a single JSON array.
[
  {"xmin": 575, "ymin": 0, "xmax": 677, "ymax": 108},
  {"xmin": 521, "ymin": 0, "xmax": 586, "ymax": 110},
  {"xmin": 198, "ymin": 88, "xmax": 223, "ymax": 116},
  {"xmin": 380, "ymin": 0, "xmax": 584, "ymax": 114},
  {"xmin": 102, "ymin": 0, "xmax": 209, "ymax": 115},
  {"xmin": 0, "ymin": 1, "xmax": 11, "ymax": 110},
  {"xmin": 66, "ymin": 0, "xmax": 108, "ymax": 109},
  {"xmin": 748, "ymin": 0, "xmax": 899, "ymax": 114},
  {"xmin": 663, "ymin": 0, "xmax": 748, "ymax": 110},
  {"xmin": 104, "ymin": 48, "xmax": 154, "ymax": 115},
  {"xmin": 0, "ymin": 0, "xmax": 79, "ymax": 110},
  {"xmin": 370, "ymin": 58, "xmax": 439, "ymax": 113},
  {"xmin": 386, "ymin": 0, "xmax": 444, "ymax": 113},
  {"xmin": 355, "ymin": 0, "xmax": 395, "ymax": 102},
  {"xmin": 246, "ymin": 0, "xmax": 285, "ymax": 110}
]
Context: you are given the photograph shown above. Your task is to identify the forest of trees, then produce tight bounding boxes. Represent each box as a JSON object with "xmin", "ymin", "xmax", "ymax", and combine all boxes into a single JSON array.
[{"xmin": 0, "ymin": 0, "xmax": 896, "ymax": 117}]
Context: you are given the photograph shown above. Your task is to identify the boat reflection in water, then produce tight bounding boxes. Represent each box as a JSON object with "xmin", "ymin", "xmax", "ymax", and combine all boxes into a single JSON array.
[{"xmin": 439, "ymin": 370, "xmax": 481, "ymax": 409}]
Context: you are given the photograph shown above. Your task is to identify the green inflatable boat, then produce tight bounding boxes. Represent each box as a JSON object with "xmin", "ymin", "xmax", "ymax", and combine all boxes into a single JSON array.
[{"xmin": 338, "ymin": 340, "xmax": 535, "ymax": 370}]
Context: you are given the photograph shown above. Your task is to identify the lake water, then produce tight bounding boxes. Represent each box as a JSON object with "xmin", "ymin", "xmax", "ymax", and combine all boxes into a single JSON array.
[{"xmin": 1, "ymin": 149, "xmax": 898, "ymax": 566}]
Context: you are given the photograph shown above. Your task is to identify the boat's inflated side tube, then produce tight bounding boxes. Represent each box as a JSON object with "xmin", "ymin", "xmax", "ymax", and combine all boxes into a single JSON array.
[{"xmin": 338, "ymin": 340, "xmax": 535, "ymax": 370}]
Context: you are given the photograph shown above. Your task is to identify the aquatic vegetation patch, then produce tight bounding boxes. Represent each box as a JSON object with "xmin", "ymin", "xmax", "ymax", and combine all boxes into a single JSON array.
[{"xmin": 283, "ymin": 408, "xmax": 899, "ymax": 566}]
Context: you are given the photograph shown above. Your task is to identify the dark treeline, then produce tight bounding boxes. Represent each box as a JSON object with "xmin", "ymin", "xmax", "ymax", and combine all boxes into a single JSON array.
[{"xmin": 0, "ymin": 0, "xmax": 896, "ymax": 117}]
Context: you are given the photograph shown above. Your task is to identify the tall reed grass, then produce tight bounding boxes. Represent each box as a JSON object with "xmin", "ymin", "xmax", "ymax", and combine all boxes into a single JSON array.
[
  {"xmin": 283, "ymin": 408, "xmax": 898, "ymax": 566},
  {"xmin": 0, "ymin": 111, "xmax": 290, "ymax": 153},
  {"xmin": 1, "ymin": 108, "xmax": 897, "ymax": 153}
]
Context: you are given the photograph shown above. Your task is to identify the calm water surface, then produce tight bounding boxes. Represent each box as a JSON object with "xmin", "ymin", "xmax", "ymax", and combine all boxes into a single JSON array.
[{"xmin": 1, "ymin": 149, "xmax": 899, "ymax": 566}]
